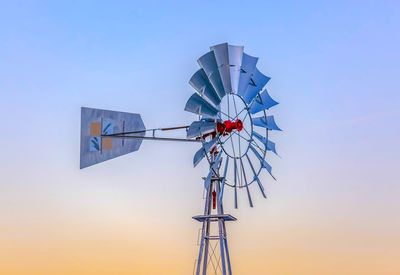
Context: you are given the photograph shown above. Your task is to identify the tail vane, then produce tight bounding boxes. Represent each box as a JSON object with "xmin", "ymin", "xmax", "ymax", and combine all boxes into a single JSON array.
[{"xmin": 80, "ymin": 107, "xmax": 145, "ymax": 169}]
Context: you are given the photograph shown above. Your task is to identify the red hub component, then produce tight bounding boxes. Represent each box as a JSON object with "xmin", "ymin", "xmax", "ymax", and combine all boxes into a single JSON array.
[
  {"xmin": 197, "ymin": 119, "xmax": 244, "ymax": 154},
  {"xmin": 217, "ymin": 119, "xmax": 243, "ymax": 136},
  {"xmin": 210, "ymin": 145, "xmax": 218, "ymax": 156}
]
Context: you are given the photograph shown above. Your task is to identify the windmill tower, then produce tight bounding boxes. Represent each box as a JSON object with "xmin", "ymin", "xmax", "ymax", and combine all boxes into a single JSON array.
[{"xmin": 80, "ymin": 43, "xmax": 281, "ymax": 275}]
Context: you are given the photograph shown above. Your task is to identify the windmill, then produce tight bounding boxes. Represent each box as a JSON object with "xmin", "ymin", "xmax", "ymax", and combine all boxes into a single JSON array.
[{"xmin": 80, "ymin": 43, "xmax": 281, "ymax": 275}]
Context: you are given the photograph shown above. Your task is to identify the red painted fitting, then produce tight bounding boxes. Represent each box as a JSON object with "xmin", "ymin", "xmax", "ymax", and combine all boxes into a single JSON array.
[
  {"xmin": 236, "ymin": 119, "xmax": 243, "ymax": 131},
  {"xmin": 210, "ymin": 146, "xmax": 218, "ymax": 155},
  {"xmin": 212, "ymin": 190, "xmax": 216, "ymax": 209},
  {"xmin": 217, "ymin": 119, "xmax": 243, "ymax": 136}
]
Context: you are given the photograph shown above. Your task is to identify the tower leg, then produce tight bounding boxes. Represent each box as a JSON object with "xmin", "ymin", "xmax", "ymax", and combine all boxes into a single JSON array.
[
  {"xmin": 202, "ymin": 187, "xmax": 212, "ymax": 275},
  {"xmin": 196, "ymin": 182, "xmax": 212, "ymax": 275},
  {"xmin": 222, "ymin": 221, "xmax": 232, "ymax": 275},
  {"xmin": 216, "ymin": 179, "xmax": 227, "ymax": 275}
]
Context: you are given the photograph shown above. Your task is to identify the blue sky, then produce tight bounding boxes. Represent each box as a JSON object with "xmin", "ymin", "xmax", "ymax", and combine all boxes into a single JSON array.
[{"xmin": 1, "ymin": 1, "xmax": 399, "ymax": 274}]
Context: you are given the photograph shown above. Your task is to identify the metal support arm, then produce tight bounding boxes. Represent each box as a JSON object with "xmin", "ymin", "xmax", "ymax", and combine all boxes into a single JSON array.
[{"xmin": 102, "ymin": 124, "xmax": 202, "ymax": 143}]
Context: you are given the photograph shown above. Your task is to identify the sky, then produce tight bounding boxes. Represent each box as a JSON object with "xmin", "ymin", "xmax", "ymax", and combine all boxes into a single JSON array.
[{"xmin": 1, "ymin": 1, "xmax": 399, "ymax": 274}]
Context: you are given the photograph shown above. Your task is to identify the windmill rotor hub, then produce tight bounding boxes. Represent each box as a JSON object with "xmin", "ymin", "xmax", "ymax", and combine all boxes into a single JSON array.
[{"xmin": 216, "ymin": 119, "xmax": 243, "ymax": 136}]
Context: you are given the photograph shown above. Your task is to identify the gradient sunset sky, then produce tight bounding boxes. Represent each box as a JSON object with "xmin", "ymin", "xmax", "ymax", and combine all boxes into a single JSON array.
[{"xmin": 1, "ymin": 1, "xmax": 399, "ymax": 274}]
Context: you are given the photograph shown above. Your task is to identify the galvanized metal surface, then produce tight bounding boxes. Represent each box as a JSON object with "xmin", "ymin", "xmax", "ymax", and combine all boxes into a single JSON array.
[
  {"xmin": 80, "ymin": 107, "xmax": 145, "ymax": 169},
  {"xmin": 252, "ymin": 115, "xmax": 282, "ymax": 131},
  {"xmin": 249, "ymin": 88, "xmax": 279, "ymax": 114}
]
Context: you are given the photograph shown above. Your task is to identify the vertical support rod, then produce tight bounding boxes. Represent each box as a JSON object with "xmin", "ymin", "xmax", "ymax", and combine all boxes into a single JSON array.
[
  {"xmin": 221, "ymin": 204, "xmax": 232, "ymax": 275},
  {"xmin": 216, "ymin": 179, "xmax": 227, "ymax": 275},
  {"xmin": 196, "ymin": 181, "xmax": 212, "ymax": 275},
  {"xmin": 202, "ymin": 181, "xmax": 212, "ymax": 275}
]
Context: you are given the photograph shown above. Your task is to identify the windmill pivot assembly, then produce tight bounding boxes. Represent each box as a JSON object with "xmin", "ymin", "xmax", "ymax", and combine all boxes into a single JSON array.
[{"xmin": 80, "ymin": 42, "xmax": 281, "ymax": 275}]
